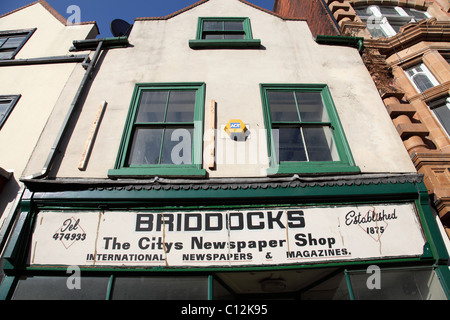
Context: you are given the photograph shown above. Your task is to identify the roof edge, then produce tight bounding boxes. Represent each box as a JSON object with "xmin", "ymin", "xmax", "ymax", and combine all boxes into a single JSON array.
[
  {"xmin": 0, "ymin": 0, "xmax": 98, "ymax": 29},
  {"xmin": 135, "ymin": 0, "xmax": 306, "ymax": 22},
  {"xmin": 20, "ymin": 173, "xmax": 424, "ymax": 193},
  {"xmin": 136, "ymin": 0, "xmax": 209, "ymax": 21}
]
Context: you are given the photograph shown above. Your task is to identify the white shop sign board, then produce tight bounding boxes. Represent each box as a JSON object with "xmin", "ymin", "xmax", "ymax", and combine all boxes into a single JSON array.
[{"xmin": 29, "ymin": 203, "xmax": 426, "ymax": 267}]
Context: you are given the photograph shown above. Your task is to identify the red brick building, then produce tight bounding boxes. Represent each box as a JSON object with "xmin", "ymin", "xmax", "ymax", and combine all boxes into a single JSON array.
[{"xmin": 275, "ymin": 0, "xmax": 450, "ymax": 240}]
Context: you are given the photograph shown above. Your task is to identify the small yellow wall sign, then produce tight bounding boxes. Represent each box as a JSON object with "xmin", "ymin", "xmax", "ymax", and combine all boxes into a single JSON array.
[{"xmin": 224, "ymin": 119, "xmax": 247, "ymax": 140}]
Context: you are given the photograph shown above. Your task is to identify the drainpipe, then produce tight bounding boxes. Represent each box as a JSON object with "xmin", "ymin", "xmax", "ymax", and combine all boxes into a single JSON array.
[
  {"xmin": 315, "ymin": 35, "xmax": 365, "ymax": 53},
  {"xmin": 25, "ymin": 36, "xmax": 129, "ymax": 179},
  {"xmin": 28, "ymin": 40, "xmax": 104, "ymax": 179}
]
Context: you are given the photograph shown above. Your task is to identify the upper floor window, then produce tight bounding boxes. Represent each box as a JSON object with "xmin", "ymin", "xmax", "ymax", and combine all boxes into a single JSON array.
[
  {"xmin": 189, "ymin": 17, "xmax": 261, "ymax": 49},
  {"xmin": 0, "ymin": 95, "xmax": 21, "ymax": 129},
  {"xmin": 0, "ymin": 29, "xmax": 35, "ymax": 60},
  {"xmin": 354, "ymin": 6, "xmax": 429, "ymax": 38},
  {"xmin": 260, "ymin": 84, "xmax": 359, "ymax": 175},
  {"xmin": 428, "ymin": 96, "xmax": 450, "ymax": 137},
  {"xmin": 108, "ymin": 83, "xmax": 206, "ymax": 178},
  {"xmin": 405, "ymin": 63, "xmax": 439, "ymax": 93}
]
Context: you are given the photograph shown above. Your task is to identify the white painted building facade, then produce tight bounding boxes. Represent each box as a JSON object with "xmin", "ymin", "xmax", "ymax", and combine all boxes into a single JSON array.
[
  {"xmin": 0, "ymin": 1, "xmax": 97, "ymax": 253},
  {"xmin": 1, "ymin": 0, "xmax": 449, "ymax": 300}
]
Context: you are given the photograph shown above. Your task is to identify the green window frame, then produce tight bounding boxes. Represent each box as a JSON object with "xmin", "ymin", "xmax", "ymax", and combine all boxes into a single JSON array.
[
  {"xmin": 260, "ymin": 84, "xmax": 359, "ymax": 175},
  {"xmin": 108, "ymin": 83, "xmax": 206, "ymax": 178},
  {"xmin": 189, "ymin": 17, "xmax": 261, "ymax": 49}
]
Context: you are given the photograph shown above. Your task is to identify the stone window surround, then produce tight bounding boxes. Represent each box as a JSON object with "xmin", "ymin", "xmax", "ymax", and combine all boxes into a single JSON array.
[{"xmin": 389, "ymin": 47, "xmax": 450, "ymax": 151}]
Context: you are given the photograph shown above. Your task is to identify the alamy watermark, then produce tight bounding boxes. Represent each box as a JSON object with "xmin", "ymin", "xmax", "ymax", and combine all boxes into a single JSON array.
[
  {"xmin": 66, "ymin": 5, "xmax": 81, "ymax": 25},
  {"xmin": 366, "ymin": 265, "xmax": 381, "ymax": 290},
  {"xmin": 66, "ymin": 265, "xmax": 81, "ymax": 290},
  {"xmin": 165, "ymin": 127, "xmax": 274, "ymax": 168},
  {"xmin": 365, "ymin": 6, "xmax": 384, "ymax": 31}
]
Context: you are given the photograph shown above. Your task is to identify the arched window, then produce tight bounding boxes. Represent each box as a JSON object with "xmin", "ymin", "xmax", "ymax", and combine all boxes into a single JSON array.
[
  {"xmin": 354, "ymin": 5, "xmax": 429, "ymax": 37},
  {"xmin": 405, "ymin": 64, "xmax": 439, "ymax": 93},
  {"xmin": 428, "ymin": 96, "xmax": 450, "ymax": 137}
]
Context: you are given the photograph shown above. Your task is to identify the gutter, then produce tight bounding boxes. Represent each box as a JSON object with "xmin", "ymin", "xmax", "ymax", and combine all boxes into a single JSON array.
[
  {"xmin": 315, "ymin": 35, "xmax": 365, "ymax": 53},
  {"xmin": 70, "ymin": 36, "xmax": 129, "ymax": 51},
  {"xmin": 26, "ymin": 36, "xmax": 129, "ymax": 180}
]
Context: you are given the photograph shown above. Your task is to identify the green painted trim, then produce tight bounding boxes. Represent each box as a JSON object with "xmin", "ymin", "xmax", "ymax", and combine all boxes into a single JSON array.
[
  {"xmin": 208, "ymin": 275, "xmax": 213, "ymax": 300},
  {"xmin": 190, "ymin": 17, "xmax": 261, "ymax": 49},
  {"xmin": 0, "ymin": 276, "xmax": 15, "ymax": 300},
  {"xmin": 413, "ymin": 183, "xmax": 450, "ymax": 294},
  {"xmin": 4, "ymin": 180, "xmax": 450, "ymax": 298},
  {"xmin": 415, "ymin": 184, "xmax": 450, "ymax": 263},
  {"xmin": 315, "ymin": 35, "xmax": 365, "ymax": 53},
  {"xmin": 108, "ymin": 167, "xmax": 206, "ymax": 178},
  {"xmin": 196, "ymin": 17, "xmax": 254, "ymax": 40},
  {"xmin": 30, "ymin": 180, "xmax": 421, "ymax": 207},
  {"xmin": 105, "ymin": 275, "xmax": 114, "ymax": 300},
  {"xmin": 110, "ymin": 82, "xmax": 206, "ymax": 178},
  {"xmin": 2, "ymin": 211, "xmax": 31, "ymax": 269},
  {"xmin": 344, "ymin": 270, "xmax": 355, "ymax": 300},
  {"xmin": 23, "ymin": 256, "xmax": 426, "ymax": 275},
  {"xmin": 435, "ymin": 265, "xmax": 450, "ymax": 299},
  {"xmin": 267, "ymin": 164, "xmax": 361, "ymax": 175},
  {"xmin": 260, "ymin": 83, "xmax": 359, "ymax": 175},
  {"xmin": 189, "ymin": 39, "xmax": 261, "ymax": 49}
]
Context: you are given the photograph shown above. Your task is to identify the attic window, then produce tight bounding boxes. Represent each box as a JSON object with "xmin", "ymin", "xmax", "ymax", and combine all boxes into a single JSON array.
[
  {"xmin": 189, "ymin": 17, "xmax": 261, "ymax": 49},
  {"xmin": 0, "ymin": 29, "xmax": 35, "ymax": 60},
  {"xmin": 354, "ymin": 6, "xmax": 429, "ymax": 38}
]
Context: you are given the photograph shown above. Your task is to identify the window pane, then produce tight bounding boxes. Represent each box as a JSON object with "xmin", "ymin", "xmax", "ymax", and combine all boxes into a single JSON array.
[
  {"xmin": 348, "ymin": 268, "xmax": 447, "ymax": 300},
  {"xmin": 213, "ymin": 278, "xmax": 234, "ymax": 300},
  {"xmin": 160, "ymin": 128, "xmax": 193, "ymax": 164},
  {"xmin": 354, "ymin": 7, "xmax": 371, "ymax": 17},
  {"xmin": 136, "ymin": 91, "xmax": 168, "ymax": 122},
  {"xmin": 127, "ymin": 128, "xmax": 163, "ymax": 165},
  {"xmin": 203, "ymin": 21, "xmax": 222, "ymax": 31},
  {"xmin": 296, "ymin": 92, "xmax": 329, "ymax": 122},
  {"xmin": 2, "ymin": 36, "xmax": 26, "ymax": 49},
  {"xmin": 431, "ymin": 99, "xmax": 450, "ymax": 135},
  {"xmin": 367, "ymin": 24, "xmax": 386, "ymax": 37},
  {"xmin": 224, "ymin": 33, "xmax": 245, "ymax": 39},
  {"xmin": 12, "ymin": 276, "xmax": 109, "ymax": 300},
  {"xmin": 413, "ymin": 74, "xmax": 434, "ymax": 92},
  {"xmin": 203, "ymin": 33, "xmax": 223, "ymax": 39},
  {"xmin": 111, "ymin": 276, "xmax": 208, "ymax": 300},
  {"xmin": 0, "ymin": 50, "xmax": 14, "ymax": 60},
  {"xmin": 277, "ymin": 127, "xmax": 307, "ymax": 162},
  {"xmin": 268, "ymin": 91, "xmax": 299, "ymax": 122},
  {"xmin": 0, "ymin": 101, "xmax": 12, "ymax": 120},
  {"xmin": 165, "ymin": 91, "xmax": 196, "ymax": 122},
  {"xmin": 389, "ymin": 21, "xmax": 403, "ymax": 33},
  {"xmin": 224, "ymin": 21, "xmax": 243, "ymax": 31},
  {"xmin": 403, "ymin": 7, "xmax": 428, "ymax": 21},
  {"xmin": 303, "ymin": 127, "xmax": 338, "ymax": 161},
  {"xmin": 378, "ymin": 6, "xmax": 400, "ymax": 16},
  {"xmin": 0, "ymin": 38, "xmax": 6, "ymax": 47}
]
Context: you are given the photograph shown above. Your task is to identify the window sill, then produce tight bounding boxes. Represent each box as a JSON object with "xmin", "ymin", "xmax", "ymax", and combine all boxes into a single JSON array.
[
  {"xmin": 267, "ymin": 164, "xmax": 361, "ymax": 176},
  {"xmin": 108, "ymin": 167, "xmax": 207, "ymax": 178},
  {"xmin": 189, "ymin": 39, "xmax": 261, "ymax": 49}
]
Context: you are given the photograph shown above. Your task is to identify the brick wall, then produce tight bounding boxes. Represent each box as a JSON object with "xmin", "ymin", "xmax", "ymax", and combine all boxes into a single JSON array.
[{"xmin": 274, "ymin": 0, "xmax": 340, "ymax": 36}]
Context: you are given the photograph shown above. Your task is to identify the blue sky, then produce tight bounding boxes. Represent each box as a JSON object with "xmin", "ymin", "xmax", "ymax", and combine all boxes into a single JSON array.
[{"xmin": 1, "ymin": 0, "xmax": 276, "ymax": 37}]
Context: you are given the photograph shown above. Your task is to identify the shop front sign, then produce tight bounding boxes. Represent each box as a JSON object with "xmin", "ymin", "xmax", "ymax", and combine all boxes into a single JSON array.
[{"xmin": 29, "ymin": 203, "xmax": 426, "ymax": 268}]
